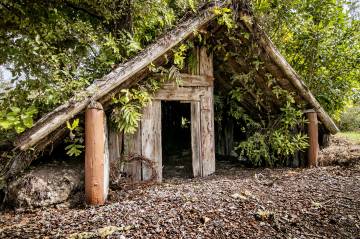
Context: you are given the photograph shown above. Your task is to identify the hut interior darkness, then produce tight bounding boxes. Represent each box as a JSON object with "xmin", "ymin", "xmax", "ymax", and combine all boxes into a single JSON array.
[
  {"xmin": 2, "ymin": 2, "xmax": 339, "ymax": 205},
  {"xmin": 161, "ymin": 101, "xmax": 192, "ymax": 179}
]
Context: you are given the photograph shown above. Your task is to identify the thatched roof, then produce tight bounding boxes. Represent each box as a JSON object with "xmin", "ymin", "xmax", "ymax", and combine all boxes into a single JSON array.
[{"xmin": 2, "ymin": 1, "xmax": 338, "ymax": 181}]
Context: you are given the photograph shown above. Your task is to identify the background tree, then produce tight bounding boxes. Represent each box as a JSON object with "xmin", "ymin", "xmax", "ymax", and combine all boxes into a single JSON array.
[{"xmin": 253, "ymin": 0, "xmax": 360, "ymax": 116}]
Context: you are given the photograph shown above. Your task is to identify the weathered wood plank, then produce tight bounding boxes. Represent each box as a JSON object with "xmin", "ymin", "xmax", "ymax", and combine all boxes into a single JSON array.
[
  {"xmin": 108, "ymin": 128, "xmax": 123, "ymax": 167},
  {"xmin": 191, "ymin": 101, "xmax": 201, "ymax": 177},
  {"xmin": 200, "ymin": 88, "xmax": 216, "ymax": 176},
  {"xmin": 108, "ymin": 126, "xmax": 124, "ymax": 185},
  {"xmin": 154, "ymin": 73, "xmax": 213, "ymax": 87},
  {"xmin": 153, "ymin": 87, "xmax": 206, "ymax": 101},
  {"xmin": 123, "ymin": 128, "xmax": 142, "ymax": 182},
  {"xmin": 141, "ymin": 100, "xmax": 162, "ymax": 182},
  {"xmin": 197, "ymin": 47, "xmax": 215, "ymax": 176}
]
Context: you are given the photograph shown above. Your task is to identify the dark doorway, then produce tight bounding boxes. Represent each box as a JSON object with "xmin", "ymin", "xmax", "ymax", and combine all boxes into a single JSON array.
[{"xmin": 161, "ymin": 101, "xmax": 192, "ymax": 178}]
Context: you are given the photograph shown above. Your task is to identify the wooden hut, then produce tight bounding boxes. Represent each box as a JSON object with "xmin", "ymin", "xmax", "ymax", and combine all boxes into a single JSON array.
[{"xmin": 2, "ymin": 2, "xmax": 339, "ymax": 204}]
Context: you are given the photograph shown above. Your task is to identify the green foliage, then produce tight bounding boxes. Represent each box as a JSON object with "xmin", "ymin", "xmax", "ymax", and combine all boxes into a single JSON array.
[
  {"xmin": 339, "ymin": 106, "xmax": 360, "ymax": 131},
  {"xmin": 65, "ymin": 118, "xmax": 84, "ymax": 157},
  {"xmin": 111, "ymin": 89, "xmax": 151, "ymax": 134},
  {"xmin": 0, "ymin": 0, "xmax": 201, "ymax": 146},
  {"xmin": 110, "ymin": 61, "xmax": 186, "ymax": 134},
  {"xmin": 173, "ymin": 44, "xmax": 189, "ymax": 69},
  {"xmin": 0, "ymin": 106, "xmax": 37, "ymax": 134},
  {"xmin": 230, "ymin": 85, "xmax": 309, "ymax": 166},
  {"xmin": 181, "ymin": 116, "xmax": 190, "ymax": 128},
  {"xmin": 253, "ymin": 0, "xmax": 360, "ymax": 115},
  {"xmin": 213, "ymin": 7, "xmax": 235, "ymax": 29},
  {"xmin": 1, "ymin": 0, "xmax": 358, "ymax": 167}
]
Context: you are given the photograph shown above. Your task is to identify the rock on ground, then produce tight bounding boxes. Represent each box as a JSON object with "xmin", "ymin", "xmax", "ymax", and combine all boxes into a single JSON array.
[{"xmin": 6, "ymin": 161, "xmax": 83, "ymax": 209}]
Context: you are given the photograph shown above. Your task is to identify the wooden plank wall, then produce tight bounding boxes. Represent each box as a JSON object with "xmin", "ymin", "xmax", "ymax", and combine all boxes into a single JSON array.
[
  {"xmin": 108, "ymin": 126, "xmax": 123, "ymax": 177},
  {"xmin": 141, "ymin": 100, "xmax": 162, "ymax": 182},
  {"xmin": 123, "ymin": 128, "xmax": 142, "ymax": 181}
]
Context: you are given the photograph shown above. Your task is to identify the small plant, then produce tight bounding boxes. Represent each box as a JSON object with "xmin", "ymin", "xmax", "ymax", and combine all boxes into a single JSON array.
[
  {"xmin": 181, "ymin": 116, "xmax": 190, "ymax": 128},
  {"xmin": 173, "ymin": 44, "xmax": 189, "ymax": 69},
  {"xmin": 65, "ymin": 118, "xmax": 84, "ymax": 157},
  {"xmin": 213, "ymin": 7, "xmax": 235, "ymax": 29},
  {"xmin": 111, "ymin": 89, "xmax": 151, "ymax": 134}
]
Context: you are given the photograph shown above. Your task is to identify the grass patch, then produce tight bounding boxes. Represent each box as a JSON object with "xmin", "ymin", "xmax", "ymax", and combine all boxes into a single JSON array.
[{"xmin": 337, "ymin": 131, "xmax": 360, "ymax": 144}]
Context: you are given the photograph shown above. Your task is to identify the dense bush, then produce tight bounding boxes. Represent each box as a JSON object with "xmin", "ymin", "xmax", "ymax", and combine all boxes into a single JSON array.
[{"xmin": 339, "ymin": 106, "xmax": 360, "ymax": 131}]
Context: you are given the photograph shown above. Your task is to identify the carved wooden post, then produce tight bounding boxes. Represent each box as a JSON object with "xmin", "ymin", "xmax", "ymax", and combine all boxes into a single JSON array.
[
  {"xmin": 85, "ymin": 102, "xmax": 109, "ymax": 205},
  {"xmin": 306, "ymin": 109, "xmax": 319, "ymax": 167}
]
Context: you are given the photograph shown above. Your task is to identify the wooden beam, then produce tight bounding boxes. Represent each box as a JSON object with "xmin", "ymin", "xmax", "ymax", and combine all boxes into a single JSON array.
[
  {"xmin": 153, "ymin": 86, "xmax": 206, "ymax": 101},
  {"xmin": 306, "ymin": 109, "xmax": 319, "ymax": 167},
  {"xmin": 154, "ymin": 73, "xmax": 213, "ymax": 87},
  {"xmin": 191, "ymin": 101, "xmax": 201, "ymax": 177},
  {"xmin": 85, "ymin": 102, "xmax": 109, "ymax": 205},
  {"xmin": 197, "ymin": 47, "xmax": 216, "ymax": 176},
  {"xmin": 15, "ymin": 4, "xmax": 221, "ymax": 151}
]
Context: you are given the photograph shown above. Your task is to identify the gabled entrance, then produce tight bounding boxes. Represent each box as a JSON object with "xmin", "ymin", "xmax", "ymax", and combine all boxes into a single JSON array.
[
  {"xmin": 161, "ymin": 101, "xmax": 192, "ymax": 179},
  {"xmin": 113, "ymin": 47, "xmax": 216, "ymax": 182}
]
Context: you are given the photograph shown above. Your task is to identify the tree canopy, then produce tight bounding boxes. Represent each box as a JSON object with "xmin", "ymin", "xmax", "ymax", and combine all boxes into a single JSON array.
[
  {"xmin": 254, "ymin": 0, "xmax": 359, "ymax": 115},
  {"xmin": 0, "ymin": 0, "xmax": 198, "ymax": 146}
]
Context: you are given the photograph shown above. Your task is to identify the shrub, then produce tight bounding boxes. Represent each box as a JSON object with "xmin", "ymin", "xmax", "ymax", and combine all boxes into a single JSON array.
[{"xmin": 339, "ymin": 106, "xmax": 360, "ymax": 131}]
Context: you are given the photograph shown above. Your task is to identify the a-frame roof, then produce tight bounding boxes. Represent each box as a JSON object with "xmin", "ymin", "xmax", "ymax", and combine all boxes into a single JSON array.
[{"xmin": 3, "ymin": 1, "xmax": 338, "ymax": 180}]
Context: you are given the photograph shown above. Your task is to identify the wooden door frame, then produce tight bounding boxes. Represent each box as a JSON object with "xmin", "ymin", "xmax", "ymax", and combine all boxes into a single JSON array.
[{"xmin": 152, "ymin": 83, "xmax": 214, "ymax": 178}]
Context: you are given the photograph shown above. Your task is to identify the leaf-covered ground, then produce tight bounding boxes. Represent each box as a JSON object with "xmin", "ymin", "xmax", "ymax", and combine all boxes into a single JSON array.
[{"xmin": 1, "ymin": 139, "xmax": 360, "ymax": 238}]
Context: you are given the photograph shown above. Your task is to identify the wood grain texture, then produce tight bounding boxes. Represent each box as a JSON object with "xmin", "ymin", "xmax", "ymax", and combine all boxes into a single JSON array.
[
  {"xmin": 200, "ymin": 88, "xmax": 216, "ymax": 176},
  {"xmin": 156, "ymin": 73, "xmax": 213, "ymax": 87},
  {"xmin": 123, "ymin": 128, "xmax": 142, "ymax": 181},
  {"xmin": 108, "ymin": 127, "xmax": 123, "ymax": 172},
  {"xmin": 191, "ymin": 101, "xmax": 201, "ymax": 177},
  {"xmin": 141, "ymin": 100, "xmax": 162, "ymax": 182},
  {"xmin": 197, "ymin": 47, "xmax": 216, "ymax": 176},
  {"xmin": 153, "ymin": 86, "xmax": 205, "ymax": 101},
  {"xmin": 307, "ymin": 111, "xmax": 319, "ymax": 167},
  {"xmin": 85, "ymin": 105, "xmax": 106, "ymax": 205}
]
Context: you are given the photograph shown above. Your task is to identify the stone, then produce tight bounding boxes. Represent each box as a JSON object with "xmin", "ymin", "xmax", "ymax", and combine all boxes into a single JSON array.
[{"xmin": 6, "ymin": 161, "xmax": 84, "ymax": 209}]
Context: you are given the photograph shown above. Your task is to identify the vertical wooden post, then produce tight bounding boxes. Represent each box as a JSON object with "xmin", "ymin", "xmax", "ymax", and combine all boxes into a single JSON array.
[
  {"xmin": 198, "ymin": 47, "xmax": 215, "ymax": 176},
  {"xmin": 306, "ymin": 109, "xmax": 319, "ymax": 167},
  {"xmin": 85, "ymin": 102, "xmax": 109, "ymax": 205},
  {"xmin": 191, "ymin": 101, "xmax": 201, "ymax": 177},
  {"xmin": 141, "ymin": 100, "xmax": 162, "ymax": 182}
]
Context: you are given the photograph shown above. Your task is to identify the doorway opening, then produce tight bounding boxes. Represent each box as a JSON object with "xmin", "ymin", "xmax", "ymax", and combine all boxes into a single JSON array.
[{"xmin": 161, "ymin": 101, "xmax": 192, "ymax": 179}]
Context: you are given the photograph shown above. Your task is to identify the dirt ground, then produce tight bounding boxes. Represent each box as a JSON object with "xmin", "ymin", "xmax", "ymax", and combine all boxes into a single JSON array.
[{"xmin": 0, "ymin": 136, "xmax": 360, "ymax": 239}]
